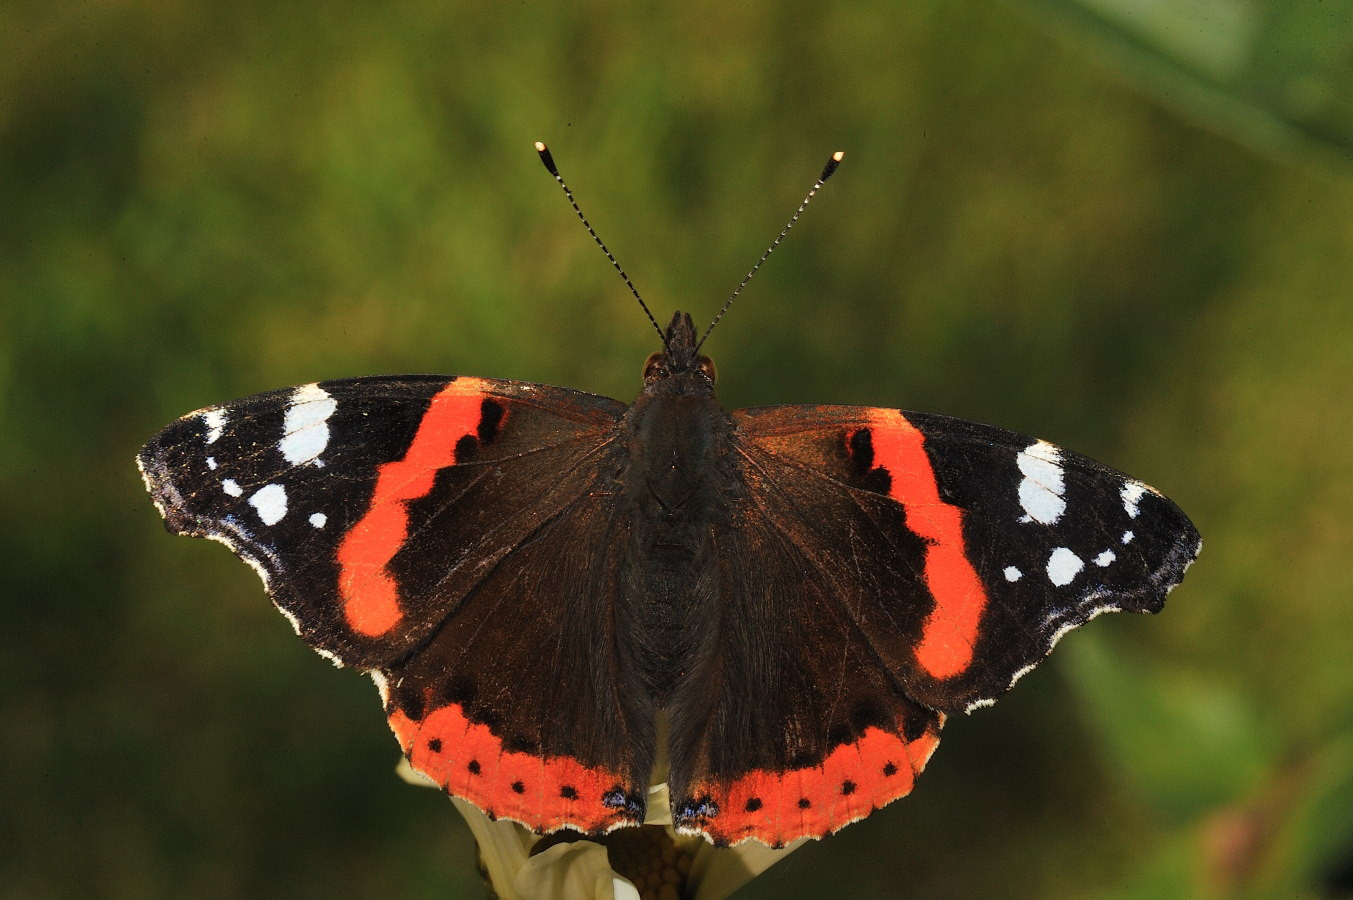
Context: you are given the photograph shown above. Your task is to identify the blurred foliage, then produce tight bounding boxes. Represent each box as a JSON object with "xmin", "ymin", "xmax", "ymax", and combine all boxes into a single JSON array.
[
  {"xmin": 3, "ymin": 0, "xmax": 1353, "ymax": 897},
  {"xmin": 1015, "ymin": 0, "xmax": 1353, "ymax": 172}
]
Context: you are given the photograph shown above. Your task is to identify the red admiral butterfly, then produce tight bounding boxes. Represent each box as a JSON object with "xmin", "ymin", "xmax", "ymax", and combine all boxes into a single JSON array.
[{"xmin": 138, "ymin": 145, "xmax": 1200, "ymax": 848}]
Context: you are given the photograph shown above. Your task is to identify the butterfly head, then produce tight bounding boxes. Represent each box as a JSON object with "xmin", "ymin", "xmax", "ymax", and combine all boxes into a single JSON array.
[{"xmin": 642, "ymin": 311, "xmax": 717, "ymax": 393}]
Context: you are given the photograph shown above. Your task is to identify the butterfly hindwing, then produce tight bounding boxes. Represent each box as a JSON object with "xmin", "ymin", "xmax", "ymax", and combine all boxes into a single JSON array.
[
  {"xmin": 382, "ymin": 481, "xmax": 652, "ymax": 835},
  {"xmin": 665, "ymin": 403, "xmax": 1199, "ymax": 845},
  {"xmin": 667, "ymin": 484, "xmax": 946, "ymax": 846}
]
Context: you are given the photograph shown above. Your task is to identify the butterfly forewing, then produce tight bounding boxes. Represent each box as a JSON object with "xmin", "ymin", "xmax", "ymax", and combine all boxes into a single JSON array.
[
  {"xmin": 728, "ymin": 404, "xmax": 1200, "ymax": 714},
  {"xmin": 139, "ymin": 376, "xmax": 631, "ymax": 668}
]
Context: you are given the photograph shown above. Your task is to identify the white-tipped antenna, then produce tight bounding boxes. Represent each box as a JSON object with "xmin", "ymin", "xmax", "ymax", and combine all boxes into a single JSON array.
[
  {"xmin": 535, "ymin": 142, "xmax": 666, "ymax": 344},
  {"xmin": 695, "ymin": 151, "xmax": 844, "ymax": 352}
]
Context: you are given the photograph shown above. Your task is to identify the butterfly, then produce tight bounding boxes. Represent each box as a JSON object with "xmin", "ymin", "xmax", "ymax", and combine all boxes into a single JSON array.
[{"xmin": 138, "ymin": 145, "xmax": 1200, "ymax": 848}]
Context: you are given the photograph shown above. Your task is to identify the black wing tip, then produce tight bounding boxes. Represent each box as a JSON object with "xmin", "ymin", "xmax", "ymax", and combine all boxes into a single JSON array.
[
  {"xmin": 1117, "ymin": 486, "xmax": 1202, "ymax": 613},
  {"xmin": 1143, "ymin": 497, "xmax": 1202, "ymax": 594},
  {"xmin": 1151, "ymin": 529, "xmax": 1202, "ymax": 605},
  {"xmin": 136, "ymin": 445, "xmax": 186, "ymax": 531},
  {"xmin": 1103, "ymin": 525, "xmax": 1202, "ymax": 618}
]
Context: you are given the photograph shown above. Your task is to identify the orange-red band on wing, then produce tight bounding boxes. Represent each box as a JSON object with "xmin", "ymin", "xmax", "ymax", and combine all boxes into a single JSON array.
[
  {"xmin": 866, "ymin": 410, "xmax": 988, "ymax": 679},
  {"xmin": 685, "ymin": 723, "xmax": 942, "ymax": 846},
  {"xmin": 388, "ymin": 702, "xmax": 637, "ymax": 834},
  {"xmin": 336, "ymin": 378, "xmax": 492, "ymax": 636}
]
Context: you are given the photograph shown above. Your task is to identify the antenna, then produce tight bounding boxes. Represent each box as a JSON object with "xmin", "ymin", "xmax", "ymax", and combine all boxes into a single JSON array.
[
  {"xmin": 695, "ymin": 151, "xmax": 844, "ymax": 352},
  {"xmin": 535, "ymin": 142, "xmax": 666, "ymax": 344}
]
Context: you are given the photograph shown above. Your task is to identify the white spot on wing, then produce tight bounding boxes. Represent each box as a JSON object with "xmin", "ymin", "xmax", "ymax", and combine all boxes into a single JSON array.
[
  {"xmin": 1093, "ymin": 549, "xmax": 1116, "ymax": 567},
  {"xmin": 370, "ymin": 671, "xmax": 391, "ymax": 704},
  {"xmin": 272, "ymin": 602, "xmax": 341, "ymax": 665},
  {"xmin": 1017, "ymin": 441, "xmax": 1066, "ymax": 525},
  {"xmin": 276, "ymin": 603, "xmax": 305, "ymax": 636},
  {"xmin": 309, "ymin": 512, "xmax": 327, "ymax": 528},
  {"xmin": 1121, "ymin": 481, "xmax": 1147, "ymax": 519},
  {"xmin": 202, "ymin": 409, "xmax": 226, "ymax": 444},
  {"xmin": 248, "ymin": 483, "xmax": 288, "ymax": 525},
  {"xmin": 222, "ymin": 478, "xmax": 243, "ymax": 497},
  {"xmin": 1003, "ymin": 566, "xmax": 1022, "ymax": 582},
  {"xmin": 1122, "ymin": 530, "xmax": 1135, "ymax": 545},
  {"xmin": 1004, "ymin": 602, "xmax": 1121, "ymax": 694},
  {"xmin": 1046, "ymin": 547, "xmax": 1083, "ymax": 586},
  {"xmin": 312, "ymin": 645, "xmax": 341, "ymax": 665},
  {"xmin": 198, "ymin": 517, "xmax": 276, "ymax": 592},
  {"xmin": 191, "ymin": 518, "xmax": 348, "ymax": 670},
  {"xmin": 1007, "ymin": 661, "xmax": 1040, "ymax": 692},
  {"xmin": 280, "ymin": 384, "xmax": 338, "ymax": 465}
]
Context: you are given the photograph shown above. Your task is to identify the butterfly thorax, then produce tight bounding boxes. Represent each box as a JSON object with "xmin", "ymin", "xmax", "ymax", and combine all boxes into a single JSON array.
[{"xmin": 618, "ymin": 312, "xmax": 733, "ymax": 700}]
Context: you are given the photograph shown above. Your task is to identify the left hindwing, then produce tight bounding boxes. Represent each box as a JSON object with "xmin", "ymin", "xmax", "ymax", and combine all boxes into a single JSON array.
[{"xmin": 731, "ymin": 404, "xmax": 1201, "ymax": 713}]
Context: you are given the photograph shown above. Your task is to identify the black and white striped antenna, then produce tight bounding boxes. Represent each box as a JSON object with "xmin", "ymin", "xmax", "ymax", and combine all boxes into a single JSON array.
[
  {"xmin": 696, "ymin": 151, "xmax": 844, "ymax": 352},
  {"xmin": 536, "ymin": 143, "xmax": 844, "ymax": 350},
  {"xmin": 535, "ymin": 141, "xmax": 665, "ymax": 344}
]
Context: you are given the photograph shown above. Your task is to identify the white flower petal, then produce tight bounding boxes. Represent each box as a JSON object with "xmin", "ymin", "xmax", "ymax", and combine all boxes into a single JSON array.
[
  {"xmin": 515, "ymin": 840, "xmax": 639, "ymax": 900},
  {"xmin": 448, "ymin": 796, "xmax": 536, "ymax": 900},
  {"xmin": 645, "ymin": 782, "xmax": 674, "ymax": 826},
  {"xmin": 690, "ymin": 837, "xmax": 808, "ymax": 900}
]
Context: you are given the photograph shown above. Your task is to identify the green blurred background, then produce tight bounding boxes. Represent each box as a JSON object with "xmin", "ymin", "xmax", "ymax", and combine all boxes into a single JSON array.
[{"xmin": 5, "ymin": 1, "xmax": 1353, "ymax": 896}]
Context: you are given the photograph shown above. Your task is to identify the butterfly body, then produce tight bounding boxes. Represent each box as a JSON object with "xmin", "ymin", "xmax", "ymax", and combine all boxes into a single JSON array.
[
  {"xmin": 139, "ymin": 309, "xmax": 1199, "ymax": 847},
  {"xmin": 620, "ymin": 314, "xmax": 728, "ymax": 701}
]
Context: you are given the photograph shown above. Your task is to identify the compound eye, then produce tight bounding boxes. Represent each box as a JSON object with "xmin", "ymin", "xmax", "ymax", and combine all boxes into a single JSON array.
[
  {"xmin": 697, "ymin": 355, "xmax": 717, "ymax": 383},
  {"xmin": 642, "ymin": 352, "xmax": 666, "ymax": 383}
]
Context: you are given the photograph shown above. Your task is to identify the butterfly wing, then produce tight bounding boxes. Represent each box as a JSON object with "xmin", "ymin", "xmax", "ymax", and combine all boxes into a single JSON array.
[
  {"xmin": 139, "ymin": 376, "xmax": 652, "ymax": 834},
  {"xmin": 668, "ymin": 404, "xmax": 1200, "ymax": 846}
]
